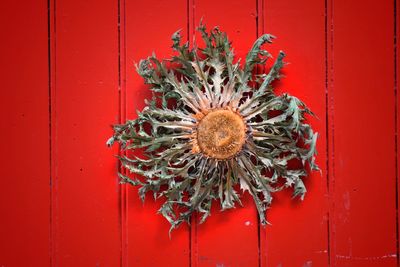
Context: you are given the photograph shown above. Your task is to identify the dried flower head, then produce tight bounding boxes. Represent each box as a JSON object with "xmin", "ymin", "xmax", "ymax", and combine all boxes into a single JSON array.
[{"xmin": 107, "ymin": 23, "xmax": 319, "ymax": 232}]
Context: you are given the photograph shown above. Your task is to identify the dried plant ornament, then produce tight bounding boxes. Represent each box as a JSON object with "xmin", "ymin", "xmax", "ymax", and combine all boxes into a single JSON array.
[{"xmin": 107, "ymin": 24, "xmax": 319, "ymax": 232}]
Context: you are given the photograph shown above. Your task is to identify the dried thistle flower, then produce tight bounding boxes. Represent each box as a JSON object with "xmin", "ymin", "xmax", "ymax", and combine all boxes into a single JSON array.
[{"xmin": 107, "ymin": 23, "xmax": 319, "ymax": 232}]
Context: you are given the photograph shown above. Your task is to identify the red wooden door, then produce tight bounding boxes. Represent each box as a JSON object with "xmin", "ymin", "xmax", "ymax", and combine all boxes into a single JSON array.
[{"xmin": 1, "ymin": 0, "xmax": 399, "ymax": 266}]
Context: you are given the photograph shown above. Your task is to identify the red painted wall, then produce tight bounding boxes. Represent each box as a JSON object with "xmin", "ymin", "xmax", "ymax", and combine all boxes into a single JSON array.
[{"xmin": 1, "ymin": 0, "xmax": 399, "ymax": 266}]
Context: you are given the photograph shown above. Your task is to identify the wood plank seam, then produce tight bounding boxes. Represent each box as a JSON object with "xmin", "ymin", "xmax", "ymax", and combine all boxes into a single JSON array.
[
  {"xmin": 326, "ymin": 0, "xmax": 335, "ymax": 265},
  {"xmin": 395, "ymin": 0, "xmax": 400, "ymax": 266},
  {"xmin": 188, "ymin": 1, "xmax": 197, "ymax": 266},
  {"xmin": 324, "ymin": 0, "xmax": 333, "ymax": 266},
  {"xmin": 118, "ymin": 0, "xmax": 128, "ymax": 266},
  {"xmin": 256, "ymin": 0, "xmax": 266, "ymax": 266},
  {"xmin": 48, "ymin": 0, "xmax": 57, "ymax": 265}
]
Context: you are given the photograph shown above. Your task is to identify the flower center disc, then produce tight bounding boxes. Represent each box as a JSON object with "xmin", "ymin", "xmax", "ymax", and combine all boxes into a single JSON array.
[{"xmin": 197, "ymin": 109, "xmax": 246, "ymax": 160}]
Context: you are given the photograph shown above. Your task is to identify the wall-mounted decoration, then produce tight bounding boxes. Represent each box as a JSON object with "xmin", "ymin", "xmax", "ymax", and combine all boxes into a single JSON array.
[{"xmin": 107, "ymin": 23, "xmax": 319, "ymax": 232}]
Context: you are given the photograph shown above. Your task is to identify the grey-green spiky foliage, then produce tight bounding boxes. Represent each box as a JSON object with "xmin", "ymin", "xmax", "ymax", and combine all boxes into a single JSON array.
[{"xmin": 107, "ymin": 24, "xmax": 319, "ymax": 232}]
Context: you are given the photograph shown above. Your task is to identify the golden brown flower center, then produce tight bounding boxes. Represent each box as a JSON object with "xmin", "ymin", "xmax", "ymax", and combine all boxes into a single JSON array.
[{"xmin": 196, "ymin": 109, "xmax": 246, "ymax": 160}]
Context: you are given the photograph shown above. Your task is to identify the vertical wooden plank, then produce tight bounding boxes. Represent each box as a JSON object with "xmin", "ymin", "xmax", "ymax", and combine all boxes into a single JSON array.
[
  {"xmin": 262, "ymin": 1, "xmax": 328, "ymax": 266},
  {"xmin": 124, "ymin": 1, "xmax": 190, "ymax": 266},
  {"xmin": 192, "ymin": 1, "xmax": 260, "ymax": 267},
  {"xmin": 53, "ymin": 0, "xmax": 121, "ymax": 265},
  {"xmin": 330, "ymin": 0, "xmax": 397, "ymax": 266},
  {"xmin": 0, "ymin": 1, "xmax": 50, "ymax": 266}
]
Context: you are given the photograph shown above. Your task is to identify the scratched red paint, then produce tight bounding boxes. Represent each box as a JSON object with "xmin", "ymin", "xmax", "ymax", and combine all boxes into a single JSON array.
[{"xmin": 0, "ymin": 0, "xmax": 398, "ymax": 267}]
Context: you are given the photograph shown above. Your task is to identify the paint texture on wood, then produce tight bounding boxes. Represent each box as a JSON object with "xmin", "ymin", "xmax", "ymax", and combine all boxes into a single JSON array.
[
  {"xmin": 0, "ymin": 1, "xmax": 50, "ymax": 266},
  {"xmin": 262, "ymin": 0, "xmax": 329, "ymax": 266},
  {"xmin": 125, "ymin": 1, "xmax": 190, "ymax": 266},
  {"xmin": 329, "ymin": 0, "xmax": 397, "ymax": 266},
  {"xmin": 52, "ymin": 0, "xmax": 121, "ymax": 266}
]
